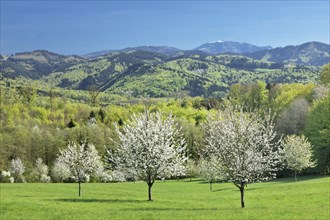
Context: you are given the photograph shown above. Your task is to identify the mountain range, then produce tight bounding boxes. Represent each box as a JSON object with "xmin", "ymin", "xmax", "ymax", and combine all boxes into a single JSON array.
[
  {"xmin": 247, "ymin": 41, "xmax": 329, "ymax": 66},
  {"xmin": 0, "ymin": 41, "xmax": 328, "ymax": 98},
  {"xmin": 194, "ymin": 40, "xmax": 272, "ymax": 54},
  {"xmin": 82, "ymin": 41, "xmax": 329, "ymax": 67},
  {"xmin": 84, "ymin": 46, "xmax": 180, "ymax": 59},
  {"xmin": 83, "ymin": 41, "xmax": 272, "ymax": 59}
]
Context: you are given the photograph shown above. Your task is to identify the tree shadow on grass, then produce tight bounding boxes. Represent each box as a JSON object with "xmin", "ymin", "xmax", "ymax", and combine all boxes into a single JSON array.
[
  {"xmin": 271, "ymin": 175, "xmax": 328, "ymax": 183},
  {"xmin": 211, "ymin": 188, "xmax": 228, "ymax": 192},
  {"xmin": 244, "ymin": 187, "xmax": 261, "ymax": 191},
  {"xmin": 182, "ymin": 179, "xmax": 203, "ymax": 182},
  {"xmin": 51, "ymin": 199, "xmax": 235, "ymax": 212},
  {"xmin": 53, "ymin": 198, "xmax": 147, "ymax": 203},
  {"xmin": 120, "ymin": 207, "xmax": 220, "ymax": 212}
]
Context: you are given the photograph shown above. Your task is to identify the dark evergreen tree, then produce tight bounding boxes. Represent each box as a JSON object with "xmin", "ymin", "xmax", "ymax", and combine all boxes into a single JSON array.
[
  {"xmin": 89, "ymin": 111, "xmax": 96, "ymax": 119},
  {"xmin": 118, "ymin": 118, "xmax": 124, "ymax": 126},
  {"xmin": 98, "ymin": 109, "xmax": 106, "ymax": 123},
  {"xmin": 67, "ymin": 118, "xmax": 76, "ymax": 128}
]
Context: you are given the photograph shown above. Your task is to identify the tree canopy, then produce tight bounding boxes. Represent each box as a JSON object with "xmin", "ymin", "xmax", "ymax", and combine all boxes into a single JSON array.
[
  {"xmin": 108, "ymin": 111, "xmax": 188, "ymax": 201},
  {"xmin": 202, "ymin": 107, "xmax": 282, "ymax": 208}
]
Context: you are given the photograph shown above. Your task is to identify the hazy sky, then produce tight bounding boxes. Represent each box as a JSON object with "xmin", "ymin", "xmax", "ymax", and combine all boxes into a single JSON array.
[{"xmin": 1, "ymin": 0, "xmax": 329, "ymax": 55}]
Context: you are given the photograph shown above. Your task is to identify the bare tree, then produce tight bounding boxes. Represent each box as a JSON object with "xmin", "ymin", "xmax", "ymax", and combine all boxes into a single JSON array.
[
  {"xmin": 88, "ymin": 85, "xmax": 101, "ymax": 107},
  {"xmin": 276, "ymin": 98, "xmax": 309, "ymax": 135}
]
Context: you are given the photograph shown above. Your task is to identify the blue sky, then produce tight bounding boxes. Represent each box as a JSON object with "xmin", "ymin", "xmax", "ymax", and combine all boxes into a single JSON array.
[{"xmin": 1, "ymin": 1, "xmax": 329, "ymax": 55}]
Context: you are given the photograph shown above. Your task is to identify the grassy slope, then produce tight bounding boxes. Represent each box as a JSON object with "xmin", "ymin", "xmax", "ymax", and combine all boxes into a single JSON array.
[{"xmin": 1, "ymin": 176, "xmax": 329, "ymax": 219}]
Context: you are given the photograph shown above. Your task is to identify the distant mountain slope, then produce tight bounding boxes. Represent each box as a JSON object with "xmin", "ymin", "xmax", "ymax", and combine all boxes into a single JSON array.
[
  {"xmin": 42, "ymin": 50, "xmax": 169, "ymax": 90},
  {"xmin": 0, "ymin": 50, "xmax": 86, "ymax": 79},
  {"xmin": 195, "ymin": 41, "xmax": 272, "ymax": 54},
  {"xmin": 81, "ymin": 41, "xmax": 330, "ymax": 66},
  {"xmin": 84, "ymin": 46, "xmax": 180, "ymax": 59},
  {"xmin": 170, "ymin": 50, "xmax": 211, "ymax": 59},
  {"xmin": 121, "ymin": 46, "xmax": 180, "ymax": 56},
  {"xmin": 82, "ymin": 50, "xmax": 115, "ymax": 59},
  {"xmin": 1, "ymin": 45, "xmax": 321, "ymax": 98},
  {"xmin": 247, "ymin": 42, "xmax": 330, "ymax": 66},
  {"xmin": 39, "ymin": 50, "xmax": 318, "ymax": 98}
]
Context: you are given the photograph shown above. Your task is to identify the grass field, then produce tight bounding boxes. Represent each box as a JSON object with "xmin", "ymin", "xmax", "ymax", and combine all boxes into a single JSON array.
[{"xmin": 0, "ymin": 176, "xmax": 329, "ymax": 219}]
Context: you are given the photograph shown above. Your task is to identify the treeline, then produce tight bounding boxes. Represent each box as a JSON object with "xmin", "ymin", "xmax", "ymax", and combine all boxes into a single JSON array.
[{"xmin": 0, "ymin": 64, "xmax": 329, "ymax": 182}]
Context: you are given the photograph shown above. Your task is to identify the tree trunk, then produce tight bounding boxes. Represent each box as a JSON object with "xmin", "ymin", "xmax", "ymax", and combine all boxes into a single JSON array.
[
  {"xmin": 240, "ymin": 184, "xmax": 245, "ymax": 208},
  {"xmin": 79, "ymin": 181, "xmax": 81, "ymax": 197},
  {"xmin": 148, "ymin": 183, "xmax": 153, "ymax": 201},
  {"xmin": 147, "ymin": 173, "xmax": 154, "ymax": 201},
  {"xmin": 210, "ymin": 180, "xmax": 213, "ymax": 191},
  {"xmin": 295, "ymin": 170, "xmax": 297, "ymax": 182}
]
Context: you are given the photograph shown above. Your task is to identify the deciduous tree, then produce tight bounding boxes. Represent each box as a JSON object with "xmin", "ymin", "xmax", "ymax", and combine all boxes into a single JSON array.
[
  {"xmin": 9, "ymin": 158, "xmax": 25, "ymax": 183},
  {"xmin": 32, "ymin": 158, "xmax": 51, "ymax": 183},
  {"xmin": 51, "ymin": 157, "xmax": 71, "ymax": 183},
  {"xmin": 229, "ymin": 81, "xmax": 268, "ymax": 112},
  {"xmin": 108, "ymin": 111, "xmax": 188, "ymax": 201},
  {"xmin": 203, "ymin": 107, "xmax": 282, "ymax": 208},
  {"xmin": 57, "ymin": 142, "xmax": 103, "ymax": 196},
  {"xmin": 197, "ymin": 157, "xmax": 224, "ymax": 191},
  {"xmin": 320, "ymin": 63, "xmax": 330, "ymax": 85},
  {"xmin": 282, "ymin": 135, "xmax": 316, "ymax": 181},
  {"xmin": 276, "ymin": 98, "xmax": 309, "ymax": 135},
  {"xmin": 16, "ymin": 85, "xmax": 37, "ymax": 106},
  {"xmin": 304, "ymin": 95, "xmax": 330, "ymax": 174}
]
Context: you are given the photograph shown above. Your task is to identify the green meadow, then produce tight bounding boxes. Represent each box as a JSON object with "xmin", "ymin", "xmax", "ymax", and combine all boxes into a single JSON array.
[{"xmin": 1, "ymin": 176, "xmax": 329, "ymax": 220}]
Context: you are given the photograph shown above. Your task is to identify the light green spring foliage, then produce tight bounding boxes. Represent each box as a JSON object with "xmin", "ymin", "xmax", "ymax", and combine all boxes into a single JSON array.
[
  {"xmin": 229, "ymin": 81, "xmax": 268, "ymax": 112},
  {"xmin": 270, "ymin": 83, "xmax": 315, "ymax": 114},
  {"xmin": 0, "ymin": 78, "xmax": 328, "ymax": 176},
  {"xmin": 283, "ymin": 135, "xmax": 316, "ymax": 172},
  {"xmin": 304, "ymin": 94, "xmax": 330, "ymax": 173},
  {"xmin": 320, "ymin": 63, "xmax": 330, "ymax": 85},
  {"xmin": 41, "ymin": 58, "xmax": 112, "ymax": 89},
  {"xmin": 0, "ymin": 96, "xmax": 206, "ymax": 173}
]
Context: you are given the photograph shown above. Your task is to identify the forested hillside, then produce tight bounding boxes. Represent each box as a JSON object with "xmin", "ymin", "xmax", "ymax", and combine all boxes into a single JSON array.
[
  {"xmin": 0, "ymin": 50, "xmax": 86, "ymax": 79},
  {"xmin": 0, "ymin": 63, "xmax": 329, "ymax": 183},
  {"xmin": 0, "ymin": 41, "xmax": 329, "ymax": 183},
  {"xmin": 0, "ymin": 48, "xmax": 322, "ymax": 98},
  {"xmin": 247, "ymin": 42, "xmax": 330, "ymax": 66}
]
